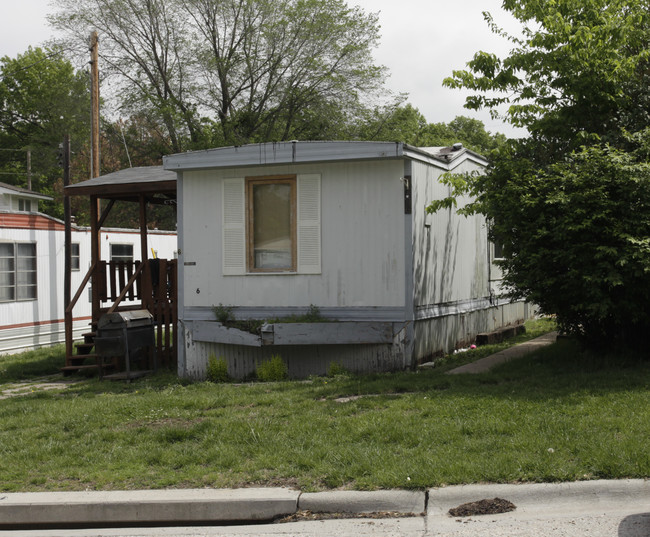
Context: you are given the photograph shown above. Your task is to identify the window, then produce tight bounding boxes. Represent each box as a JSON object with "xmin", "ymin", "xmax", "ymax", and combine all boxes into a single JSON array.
[
  {"xmin": 18, "ymin": 199, "xmax": 31, "ymax": 212},
  {"xmin": 0, "ymin": 242, "xmax": 37, "ymax": 301},
  {"xmin": 71, "ymin": 243, "xmax": 80, "ymax": 271},
  {"xmin": 493, "ymin": 242, "xmax": 505, "ymax": 260},
  {"xmin": 247, "ymin": 176, "xmax": 296, "ymax": 272},
  {"xmin": 110, "ymin": 243, "xmax": 133, "ymax": 263},
  {"xmin": 222, "ymin": 174, "xmax": 321, "ymax": 275}
]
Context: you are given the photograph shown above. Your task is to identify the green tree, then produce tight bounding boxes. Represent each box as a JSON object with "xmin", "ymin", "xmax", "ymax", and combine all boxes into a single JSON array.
[
  {"xmin": 359, "ymin": 104, "xmax": 505, "ymax": 154},
  {"xmin": 432, "ymin": 0, "xmax": 650, "ymax": 349},
  {"xmin": 0, "ymin": 47, "xmax": 90, "ymax": 217},
  {"xmin": 50, "ymin": 0, "xmax": 392, "ymax": 149}
]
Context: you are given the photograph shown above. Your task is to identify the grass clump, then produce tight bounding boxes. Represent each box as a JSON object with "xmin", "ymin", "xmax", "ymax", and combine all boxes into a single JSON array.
[
  {"xmin": 256, "ymin": 354, "xmax": 288, "ymax": 382},
  {"xmin": 213, "ymin": 303, "xmax": 235, "ymax": 324},
  {"xmin": 327, "ymin": 361, "xmax": 349, "ymax": 377},
  {"xmin": 206, "ymin": 355, "xmax": 230, "ymax": 383}
]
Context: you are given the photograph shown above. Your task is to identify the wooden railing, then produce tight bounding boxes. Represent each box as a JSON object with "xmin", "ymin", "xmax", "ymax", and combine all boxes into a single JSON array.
[
  {"xmin": 64, "ymin": 260, "xmax": 97, "ymax": 361},
  {"xmin": 65, "ymin": 258, "xmax": 178, "ymax": 371}
]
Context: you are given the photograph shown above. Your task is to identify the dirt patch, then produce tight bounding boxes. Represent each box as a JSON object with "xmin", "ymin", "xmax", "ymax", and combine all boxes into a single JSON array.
[
  {"xmin": 0, "ymin": 376, "xmax": 85, "ymax": 400},
  {"xmin": 276, "ymin": 510, "xmax": 422, "ymax": 523},
  {"xmin": 448, "ymin": 498, "xmax": 516, "ymax": 517}
]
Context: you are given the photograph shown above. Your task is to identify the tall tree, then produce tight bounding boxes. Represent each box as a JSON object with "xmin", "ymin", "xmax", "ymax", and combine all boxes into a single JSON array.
[
  {"xmin": 0, "ymin": 47, "xmax": 90, "ymax": 216},
  {"xmin": 50, "ymin": 0, "xmax": 390, "ymax": 149},
  {"xmin": 50, "ymin": 0, "xmax": 197, "ymax": 153},
  {"xmin": 432, "ymin": 0, "xmax": 650, "ymax": 350}
]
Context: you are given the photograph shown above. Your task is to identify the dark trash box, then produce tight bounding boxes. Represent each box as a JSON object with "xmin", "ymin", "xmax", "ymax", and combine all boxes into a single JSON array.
[{"xmin": 95, "ymin": 310, "xmax": 156, "ymax": 379}]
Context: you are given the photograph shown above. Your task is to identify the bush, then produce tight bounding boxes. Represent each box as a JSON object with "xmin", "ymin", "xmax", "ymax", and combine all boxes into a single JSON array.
[
  {"xmin": 256, "ymin": 354, "xmax": 288, "ymax": 382},
  {"xmin": 327, "ymin": 361, "xmax": 349, "ymax": 377},
  {"xmin": 206, "ymin": 355, "xmax": 230, "ymax": 383},
  {"xmin": 213, "ymin": 303, "xmax": 235, "ymax": 324}
]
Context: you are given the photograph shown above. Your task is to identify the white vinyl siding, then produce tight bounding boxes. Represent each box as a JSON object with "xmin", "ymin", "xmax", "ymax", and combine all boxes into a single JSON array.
[{"xmin": 222, "ymin": 174, "xmax": 321, "ymax": 275}]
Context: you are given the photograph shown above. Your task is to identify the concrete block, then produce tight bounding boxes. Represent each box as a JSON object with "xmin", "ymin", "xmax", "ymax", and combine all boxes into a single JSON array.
[
  {"xmin": 0, "ymin": 488, "xmax": 299, "ymax": 528},
  {"xmin": 299, "ymin": 490, "xmax": 425, "ymax": 514}
]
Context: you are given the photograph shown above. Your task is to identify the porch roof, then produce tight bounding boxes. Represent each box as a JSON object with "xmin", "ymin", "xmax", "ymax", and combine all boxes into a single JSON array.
[{"xmin": 64, "ymin": 166, "xmax": 177, "ymax": 201}]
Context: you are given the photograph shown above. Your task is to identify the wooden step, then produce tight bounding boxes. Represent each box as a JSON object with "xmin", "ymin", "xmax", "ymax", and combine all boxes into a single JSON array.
[
  {"xmin": 75, "ymin": 343, "xmax": 95, "ymax": 355},
  {"xmin": 61, "ymin": 364, "xmax": 100, "ymax": 376}
]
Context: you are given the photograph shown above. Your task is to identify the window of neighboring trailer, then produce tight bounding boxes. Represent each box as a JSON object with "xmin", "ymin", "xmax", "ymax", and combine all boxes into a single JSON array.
[
  {"xmin": 0, "ymin": 242, "xmax": 37, "ymax": 301},
  {"xmin": 71, "ymin": 243, "xmax": 80, "ymax": 271},
  {"xmin": 110, "ymin": 243, "xmax": 134, "ymax": 263}
]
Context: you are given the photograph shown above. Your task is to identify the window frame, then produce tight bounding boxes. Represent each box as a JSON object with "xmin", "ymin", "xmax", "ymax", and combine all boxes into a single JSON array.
[
  {"xmin": 0, "ymin": 241, "xmax": 37, "ymax": 302},
  {"xmin": 245, "ymin": 175, "xmax": 297, "ymax": 273},
  {"xmin": 110, "ymin": 243, "xmax": 134, "ymax": 263},
  {"xmin": 71, "ymin": 243, "xmax": 80, "ymax": 271}
]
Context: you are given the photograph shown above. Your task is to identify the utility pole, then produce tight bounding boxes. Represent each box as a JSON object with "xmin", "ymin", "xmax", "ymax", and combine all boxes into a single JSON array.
[
  {"xmin": 89, "ymin": 30, "xmax": 102, "ymax": 330},
  {"xmin": 63, "ymin": 135, "xmax": 71, "ymax": 309},
  {"xmin": 90, "ymin": 31, "xmax": 100, "ymax": 179},
  {"xmin": 26, "ymin": 148, "xmax": 31, "ymax": 190}
]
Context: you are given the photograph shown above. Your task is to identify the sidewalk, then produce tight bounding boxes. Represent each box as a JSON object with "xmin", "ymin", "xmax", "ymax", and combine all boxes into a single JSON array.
[
  {"xmin": 0, "ymin": 479, "xmax": 647, "ymax": 530},
  {"xmin": 446, "ymin": 331, "xmax": 558, "ymax": 375}
]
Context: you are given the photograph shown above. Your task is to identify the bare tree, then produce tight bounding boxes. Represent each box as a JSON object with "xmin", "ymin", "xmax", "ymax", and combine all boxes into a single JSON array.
[{"xmin": 50, "ymin": 0, "xmax": 390, "ymax": 149}]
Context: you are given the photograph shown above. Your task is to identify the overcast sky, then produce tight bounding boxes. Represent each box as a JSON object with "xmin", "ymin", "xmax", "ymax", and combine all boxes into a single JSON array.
[{"xmin": 1, "ymin": 0, "xmax": 524, "ymax": 137}]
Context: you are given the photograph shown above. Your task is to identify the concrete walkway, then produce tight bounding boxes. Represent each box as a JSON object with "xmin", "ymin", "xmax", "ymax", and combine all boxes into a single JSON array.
[
  {"xmin": 0, "ymin": 480, "xmax": 647, "ymax": 532},
  {"xmin": 446, "ymin": 331, "xmax": 558, "ymax": 375}
]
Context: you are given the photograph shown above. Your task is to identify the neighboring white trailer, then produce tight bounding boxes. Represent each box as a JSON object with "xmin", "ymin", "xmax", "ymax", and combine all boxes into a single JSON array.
[{"xmin": 0, "ymin": 210, "xmax": 177, "ymax": 355}]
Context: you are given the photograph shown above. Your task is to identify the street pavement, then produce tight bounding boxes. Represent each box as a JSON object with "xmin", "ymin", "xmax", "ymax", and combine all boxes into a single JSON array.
[{"xmin": 1, "ymin": 480, "xmax": 647, "ymax": 537}]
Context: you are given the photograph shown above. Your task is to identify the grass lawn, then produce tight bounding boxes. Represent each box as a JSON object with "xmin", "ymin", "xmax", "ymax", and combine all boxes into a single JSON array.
[{"xmin": 0, "ymin": 318, "xmax": 648, "ymax": 492}]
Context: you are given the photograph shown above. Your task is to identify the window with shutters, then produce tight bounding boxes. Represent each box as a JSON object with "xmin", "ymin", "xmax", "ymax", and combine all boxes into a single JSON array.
[
  {"xmin": 223, "ymin": 174, "xmax": 321, "ymax": 275},
  {"xmin": 247, "ymin": 176, "xmax": 296, "ymax": 272}
]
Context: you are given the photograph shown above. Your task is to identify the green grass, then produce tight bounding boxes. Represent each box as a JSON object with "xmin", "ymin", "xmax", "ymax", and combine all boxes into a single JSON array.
[
  {"xmin": 0, "ymin": 319, "xmax": 648, "ymax": 492},
  {"xmin": 0, "ymin": 345, "xmax": 66, "ymax": 385}
]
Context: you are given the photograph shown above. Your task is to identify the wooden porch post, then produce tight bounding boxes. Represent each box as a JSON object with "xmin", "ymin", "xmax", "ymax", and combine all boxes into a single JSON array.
[
  {"xmin": 90, "ymin": 195, "xmax": 102, "ymax": 323},
  {"xmin": 139, "ymin": 195, "xmax": 152, "ymax": 312},
  {"xmin": 139, "ymin": 195, "xmax": 148, "ymax": 265}
]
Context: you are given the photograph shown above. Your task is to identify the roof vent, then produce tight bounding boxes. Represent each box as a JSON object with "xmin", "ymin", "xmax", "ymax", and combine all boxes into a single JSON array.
[{"xmin": 452, "ymin": 143, "xmax": 463, "ymax": 151}]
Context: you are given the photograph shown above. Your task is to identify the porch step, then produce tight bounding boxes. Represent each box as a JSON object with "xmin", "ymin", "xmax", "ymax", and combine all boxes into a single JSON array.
[
  {"xmin": 61, "ymin": 364, "xmax": 99, "ymax": 375},
  {"xmin": 75, "ymin": 342, "xmax": 95, "ymax": 355}
]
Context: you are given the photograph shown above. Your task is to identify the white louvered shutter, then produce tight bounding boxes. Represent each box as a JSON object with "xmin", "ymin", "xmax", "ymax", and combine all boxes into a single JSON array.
[
  {"xmin": 222, "ymin": 178, "xmax": 246, "ymax": 275},
  {"xmin": 297, "ymin": 174, "xmax": 321, "ymax": 274}
]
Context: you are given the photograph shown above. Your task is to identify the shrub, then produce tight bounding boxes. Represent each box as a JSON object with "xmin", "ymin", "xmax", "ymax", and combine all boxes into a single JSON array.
[
  {"xmin": 256, "ymin": 354, "xmax": 288, "ymax": 382},
  {"xmin": 206, "ymin": 355, "xmax": 230, "ymax": 383},
  {"xmin": 213, "ymin": 303, "xmax": 235, "ymax": 324},
  {"xmin": 327, "ymin": 361, "xmax": 349, "ymax": 377}
]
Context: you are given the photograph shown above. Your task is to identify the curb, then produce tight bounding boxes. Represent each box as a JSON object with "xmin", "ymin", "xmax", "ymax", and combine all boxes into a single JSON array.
[
  {"xmin": 0, "ymin": 488, "xmax": 424, "ymax": 529},
  {"xmin": 428, "ymin": 479, "xmax": 650, "ymax": 516},
  {"xmin": 1, "ymin": 480, "xmax": 646, "ymax": 529},
  {"xmin": 0, "ymin": 488, "xmax": 299, "ymax": 528},
  {"xmin": 299, "ymin": 490, "xmax": 425, "ymax": 514}
]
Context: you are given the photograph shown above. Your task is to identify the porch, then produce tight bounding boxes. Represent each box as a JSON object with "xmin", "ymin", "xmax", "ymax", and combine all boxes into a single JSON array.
[{"xmin": 63, "ymin": 166, "xmax": 177, "ymax": 378}]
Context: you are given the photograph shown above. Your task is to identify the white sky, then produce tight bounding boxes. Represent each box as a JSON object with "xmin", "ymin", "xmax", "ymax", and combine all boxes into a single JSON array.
[{"xmin": 0, "ymin": 0, "xmax": 524, "ymax": 137}]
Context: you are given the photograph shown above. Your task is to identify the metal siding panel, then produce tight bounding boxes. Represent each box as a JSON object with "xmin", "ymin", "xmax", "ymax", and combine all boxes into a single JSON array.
[
  {"xmin": 181, "ymin": 161, "xmax": 405, "ymax": 309},
  {"xmin": 411, "ymin": 160, "xmax": 489, "ymax": 309}
]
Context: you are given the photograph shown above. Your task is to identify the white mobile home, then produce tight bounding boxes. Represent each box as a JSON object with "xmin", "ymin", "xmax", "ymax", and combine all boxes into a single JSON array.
[
  {"xmin": 163, "ymin": 141, "xmax": 530, "ymax": 379},
  {"xmin": 0, "ymin": 182, "xmax": 177, "ymax": 355}
]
